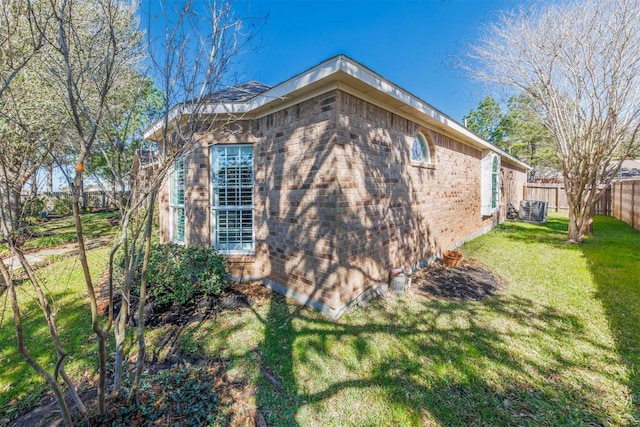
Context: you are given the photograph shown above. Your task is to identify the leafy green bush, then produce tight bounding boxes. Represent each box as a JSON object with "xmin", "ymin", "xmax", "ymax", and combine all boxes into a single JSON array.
[
  {"xmin": 145, "ymin": 243, "xmax": 228, "ymax": 306},
  {"xmin": 52, "ymin": 196, "xmax": 72, "ymax": 216},
  {"xmin": 21, "ymin": 197, "xmax": 46, "ymax": 219}
]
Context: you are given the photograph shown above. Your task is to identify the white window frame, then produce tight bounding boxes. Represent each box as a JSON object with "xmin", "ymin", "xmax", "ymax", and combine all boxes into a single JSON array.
[
  {"xmin": 491, "ymin": 156, "xmax": 499, "ymax": 210},
  {"xmin": 210, "ymin": 144, "xmax": 255, "ymax": 254},
  {"xmin": 411, "ymin": 131, "xmax": 434, "ymax": 167},
  {"xmin": 481, "ymin": 151, "xmax": 500, "ymax": 216},
  {"xmin": 169, "ymin": 157, "xmax": 185, "ymax": 243}
]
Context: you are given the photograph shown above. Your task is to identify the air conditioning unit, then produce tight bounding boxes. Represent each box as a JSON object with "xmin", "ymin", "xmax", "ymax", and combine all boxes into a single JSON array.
[{"xmin": 519, "ymin": 200, "xmax": 548, "ymax": 223}]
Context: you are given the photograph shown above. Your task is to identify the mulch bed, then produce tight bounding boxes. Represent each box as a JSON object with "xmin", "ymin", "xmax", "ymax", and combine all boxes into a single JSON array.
[
  {"xmin": 409, "ymin": 258, "xmax": 505, "ymax": 301},
  {"xmin": 134, "ymin": 280, "xmax": 273, "ymax": 327}
]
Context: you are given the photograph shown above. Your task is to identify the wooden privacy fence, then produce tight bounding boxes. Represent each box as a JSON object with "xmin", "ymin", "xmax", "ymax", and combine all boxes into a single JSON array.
[
  {"xmin": 21, "ymin": 191, "xmax": 128, "ymax": 213},
  {"xmin": 611, "ymin": 180, "xmax": 640, "ymax": 231},
  {"xmin": 523, "ymin": 183, "xmax": 612, "ymax": 216}
]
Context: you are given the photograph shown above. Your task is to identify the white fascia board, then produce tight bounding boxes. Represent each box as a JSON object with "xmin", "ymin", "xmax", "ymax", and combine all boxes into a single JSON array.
[
  {"xmin": 144, "ymin": 59, "xmax": 345, "ymax": 140},
  {"xmin": 209, "ymin": 59, "xmax": 344, "ymax": 114},
  {"xmin": 144, "ymin": 54, "xmax": 530, "ymax": 171},
  {"xmin": 333, "ymin": 57, "xmax": 530, "ymax": 170}
]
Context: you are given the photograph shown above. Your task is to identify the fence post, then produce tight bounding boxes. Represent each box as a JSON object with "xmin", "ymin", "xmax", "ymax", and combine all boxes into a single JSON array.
[
  {"xmin": 633, "ymin": 181, "xmax": 636, "ymax": 229},
  {"xmin": 620, "ymin": 182, "xmax": 623, "ymax": 220}
]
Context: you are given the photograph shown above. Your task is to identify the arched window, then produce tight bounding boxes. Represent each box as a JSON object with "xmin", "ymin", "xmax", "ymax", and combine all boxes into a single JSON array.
[{"xmin": 411, "ymin": 132, "xmax": 432, "ymax": 164}]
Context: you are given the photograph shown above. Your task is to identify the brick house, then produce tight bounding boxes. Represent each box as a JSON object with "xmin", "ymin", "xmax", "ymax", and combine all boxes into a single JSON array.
[{"xmin": 144, "ymin": 55, "xmax": 529, "ymax": 318}]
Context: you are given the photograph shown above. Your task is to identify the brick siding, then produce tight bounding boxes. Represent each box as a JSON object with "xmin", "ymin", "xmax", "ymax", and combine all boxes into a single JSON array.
[{"xmin": 158, "ymin": 89, "xmax": 528, "ymax": 314}]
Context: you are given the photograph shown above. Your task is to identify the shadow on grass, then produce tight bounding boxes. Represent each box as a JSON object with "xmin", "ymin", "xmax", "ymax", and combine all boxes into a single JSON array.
[
  {"xmin": 580, "ymin": 216, "xmax": 640, "ymax": 421},
  {"xmin": 151, "ymin": 216, "xmax": 637, "ymax": 425},
  {"xmin": 485, "ymin": 214, "xmax": 640, "ymax": 422},
  {"xmin": 0, "ymin": 286, "xmax": 96, "ymax": 416},
  {"xmin": 247, "ymin": 291, "xmax": 620, "ymax": 426},
  {"xmin": 490, "ymin": 216, "xmax": 570, "ymax": 249}
]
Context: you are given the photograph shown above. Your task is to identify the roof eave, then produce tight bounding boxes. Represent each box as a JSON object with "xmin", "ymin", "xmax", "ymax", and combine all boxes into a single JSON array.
[{"xmin": 143, "ymin": 54, "xmax": 531, "ymax": 171}]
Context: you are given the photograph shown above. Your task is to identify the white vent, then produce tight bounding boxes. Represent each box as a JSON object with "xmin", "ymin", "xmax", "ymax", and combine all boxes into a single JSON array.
[{"xmin": 519, "ymin": 200, "xmax": 548, "ymax": 223}]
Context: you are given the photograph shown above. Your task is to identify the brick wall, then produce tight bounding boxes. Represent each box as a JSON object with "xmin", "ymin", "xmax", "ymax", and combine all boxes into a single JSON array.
[
  {"xmin": 251, "ymin": 91, "xmax": 342, "ymax": 307},
  {"xmin": 157, "ymin": 88, "xmax": 528, "ymax": 315},
  {"xmin": 331, "ymin": 92, "xmax": 526, "ymax": 306},
  {"xmin": 502, "ymin": 161, "xmax": 528, "ymax": 216}
]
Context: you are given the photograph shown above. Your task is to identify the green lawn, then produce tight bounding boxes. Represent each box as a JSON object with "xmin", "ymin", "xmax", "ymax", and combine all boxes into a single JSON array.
[
  {"xmin": 146, "ymin": 214, "xmax": 639, "ymax": 426},
  {"xmin": 0, "ymin": 211, "xmax": 118, "ymax": 258},
  {"xmin": 1, "ymin": 214, "xmax": 639, "ymax": 425},
  {"xmin": 0, "ymin": 247, "xmax": 110, "ymax": 418},
  {"xmin": 0, "ymin": 212, "xmax": 117, "ymax": 419}
]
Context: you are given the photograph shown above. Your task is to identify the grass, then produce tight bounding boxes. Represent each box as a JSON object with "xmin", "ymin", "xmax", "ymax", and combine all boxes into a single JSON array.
[
  {"xmin": 0, "ymin": 247, "xmax": 111, "ymax": 418},
  {"xmin": 1, "ymin": 213, "xmax": 639, "ymax": 425},
  {"xmin": 0, "ymin": 211, "xmax": 118, "ymax": 257},
  {"xmin": 145, "ymin": 213, "xmax": 638, "ymax": 426},
  {"xmin": 0, "ymin": 212, "xmax": 117, "ymax": 418}
]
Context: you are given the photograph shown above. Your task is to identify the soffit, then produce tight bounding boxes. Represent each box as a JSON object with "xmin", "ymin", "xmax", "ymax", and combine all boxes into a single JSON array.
[{"xmin": 144, "ymin": 55, "xmax": 530, "ymax": 170}]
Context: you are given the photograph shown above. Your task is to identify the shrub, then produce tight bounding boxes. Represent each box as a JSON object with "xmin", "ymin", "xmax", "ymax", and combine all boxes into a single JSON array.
[
  {"xmin": 52, "ymin": 196, "xmax": 73, "ymax": 216},
  {"xmin": 145, "ymin": 243, "xmax": 228, "ymax": 306},
  {"xmin": 21, "ymin": 197, "xmax": 46, "ymax": 219}
]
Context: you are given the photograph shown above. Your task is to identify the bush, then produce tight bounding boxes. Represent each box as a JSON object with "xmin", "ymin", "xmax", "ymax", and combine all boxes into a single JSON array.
[
  {"xmin": 21, "ymin": 197, "xmax": 46, "ymax": 219},
  {"xmin": 145, "ymin": 243, "xmax": 228, "ymax": 306},
  {"xmin": 52, "ymin": 196, "xmax": 72, "ymax": 216}
]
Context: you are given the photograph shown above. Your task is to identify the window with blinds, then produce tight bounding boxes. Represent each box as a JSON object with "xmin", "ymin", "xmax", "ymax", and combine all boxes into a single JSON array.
[
  {"xmin": 170, "ymin": 157, "xmax": 185, "ymax": 243},
  {"xmin": 481, "ymin": 151, "xmax": 500, "ymax": 216},
  {"xmin": 491, "ymin": 156, "xmax": 499, "ymax": 209},
  {"xmin": 210, "ymin": 145, "xmax": 254, "ymax": 253}
]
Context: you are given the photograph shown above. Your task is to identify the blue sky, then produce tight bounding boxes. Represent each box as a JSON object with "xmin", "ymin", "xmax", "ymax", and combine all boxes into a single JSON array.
[
  {"xmin": 227, "ymin": 0, "xmax": 525, "ymax": 122},
  {"xmin": 46, "ymin": 0, "xmax": 527, "ymax": 191}
]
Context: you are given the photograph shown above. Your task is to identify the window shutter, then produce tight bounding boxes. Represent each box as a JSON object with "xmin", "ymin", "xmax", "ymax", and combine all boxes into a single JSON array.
[
  {"xmin": 491, "ymin": 156, "xmax": 499, "ymax": 209},
  {"xmin": 169, "ymin": 158, "xmax": 186, "ymax": 243}
]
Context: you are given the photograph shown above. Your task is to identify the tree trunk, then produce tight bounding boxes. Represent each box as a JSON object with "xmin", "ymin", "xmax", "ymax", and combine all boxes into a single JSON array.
[
  {"xmin": 0, "ymin": 185, "xmax": 24, "ymax": 234},
  {"xmin": 567, "ymin": 201, "xmax": 593, "ymax": 243},
  {"xmin": 71, "ymin": 175, "xmax": 108, "ymax": 414},
  {"xmin": 128, "ymin": 191, "xmax": 156, "ymax": 403},
  {"xmin": 113, "ymin": 224, "xmax": 135, "ymax": 392},
  {"xmin": 48, "ymin": 165, "xmax": 54, "ymax": 193},
  {"xmin": 0, "ymin": 259, "xmax": 74, "ymax": 427},
  {"xmin": 14, "ymin": 248, "xmax": 86, "ymax": 414},
  {"xmin": 31, "ymin": 173, "xmax": 38, "ymax": 198},
  {"xmin": 112, "ymin": 290, "xmax": 128, "ymax": 391}
]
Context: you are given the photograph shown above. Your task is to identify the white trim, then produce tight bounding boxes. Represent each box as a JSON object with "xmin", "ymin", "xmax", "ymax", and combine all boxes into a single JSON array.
[
  {"xmin": 481, "ymin": 151, "xmax": 501, "ymax": 216},
  {"xmin": 210, "ymin": 144, "xmax": 255, "ymax": 254},
  {"xmin": 143, "ymin": 55, "xmax": 530, "ymax": 172},
  {"xmin": 169, "ymin": 159, "xmax": 185, "ymax": 243},
  {"xmin": 411, "ymin": 131, "xmax": 433, "ymax": 165},
  {"xmin": 252, "ymin": 82, "xmax": 340, "ymax": 120}
]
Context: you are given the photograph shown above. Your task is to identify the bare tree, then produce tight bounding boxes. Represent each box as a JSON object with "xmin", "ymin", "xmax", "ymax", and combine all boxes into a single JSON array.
[
  {"xmin": 121, "ymin": 0, "xmax": 262, "ymax": 400},
  {"xmin": 42, "ymin": 0, "xmax": 145, "ymax": 415},
  {"xmin": 2, "ymin": 0, "xmax": 261, "ymax": 422},
  {"xmin": 468, "ymin": 0, "xmax": 640, "ymax": 242}
]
